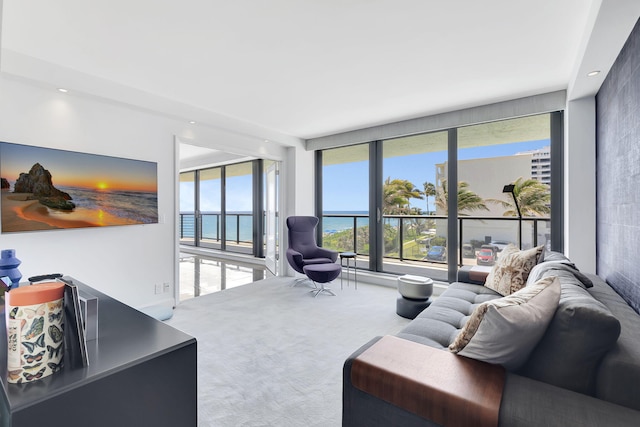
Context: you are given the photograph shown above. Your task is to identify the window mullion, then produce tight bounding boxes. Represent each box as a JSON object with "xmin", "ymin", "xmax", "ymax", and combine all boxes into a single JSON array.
[
  {"xmin": 370, "ymin": 140, "xmax": 383, "ymax": 272},
  {"xmin": 447, "ymin": 128, "xmax": 458, "ymax": 283},
  {"xmin": 550, "ymin": 111, "xmax": 564, "ymax": 252}
]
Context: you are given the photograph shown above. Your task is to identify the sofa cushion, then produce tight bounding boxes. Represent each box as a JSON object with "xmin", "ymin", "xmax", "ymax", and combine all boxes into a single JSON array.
[
  {"xmin": 484, "ymin": 244, "xmax": 543, "ymax": 296},
  {"xmin": 588, "ymin": 274, "xmax": 640, "ymax": 410},
  {"xmin": 449, "ymin": 276, "xmax": 560, "ymax": 371},
  {"xmin": 519, "ymin": 271, "xmax": 621, "ymax": 396},
  {"xmin": 396, "ymin": 282, "xmax": 502, "ymax": 349}
]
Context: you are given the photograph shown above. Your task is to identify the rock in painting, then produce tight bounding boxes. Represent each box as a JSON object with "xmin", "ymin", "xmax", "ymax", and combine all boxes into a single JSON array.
[
  {"xmin": 0, "ymin": 177, "xmax": 9, "ymax": 189},
  {"xmin": 13, "ymin": 163, "xmax": 76, "ymax": 211},
  {"xmin": 39, "ymin": 196, "xmax": 76, "ymax": 210}
]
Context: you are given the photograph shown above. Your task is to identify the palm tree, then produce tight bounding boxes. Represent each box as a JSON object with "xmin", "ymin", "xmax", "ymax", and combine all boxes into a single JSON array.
[
  {"xmin": 423, "ymin": 181, "xmax": 436, "ymax": 214},
  {"xmin": 435, "ymin": 180, "xmax": 489, "ymax": 215},
  {"xmin": 383, "ymin": 177, "xmax": 423, "ymax": 215},
  {"xmin": 497, "ymin": 177, "xmax": 550, "ymax": 217}
]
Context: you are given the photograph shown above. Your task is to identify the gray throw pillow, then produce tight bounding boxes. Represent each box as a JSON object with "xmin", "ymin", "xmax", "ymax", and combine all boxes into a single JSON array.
[
  {"xmin": 449, "ymin": 276, "xmax": 560, "ymax": 371},
  {"xmin": 518, "ymin": 275, "xmax": 621, "ymax": 396}
]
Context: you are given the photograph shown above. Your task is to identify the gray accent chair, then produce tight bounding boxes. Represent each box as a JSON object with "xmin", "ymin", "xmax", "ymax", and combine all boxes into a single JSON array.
[{"xmin": 286, "ymin": 216, "xmax": 338, "ymax": 285}]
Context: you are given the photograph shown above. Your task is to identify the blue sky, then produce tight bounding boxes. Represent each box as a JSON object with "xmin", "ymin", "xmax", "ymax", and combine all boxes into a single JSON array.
[
  {"xmin": 180, "ymin": 174, "xmax": 253, "ymax": 212},
  {"xmin": 180, "ymin": 139, "xmax": 549, "ymax": 213},
  {"xmin": 323, "ymin": 139, "xmax": 549, "ymax": 212},
  {"xmin": 1, "ymin": 141, "xmax": 157, "ymax": 192}
]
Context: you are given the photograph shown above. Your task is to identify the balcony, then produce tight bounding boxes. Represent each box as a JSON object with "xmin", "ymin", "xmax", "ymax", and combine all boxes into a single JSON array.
[
  {"xmin": 321, "ymin": 213, "xmax": 550, "ymax": 279},
  {"xmin": 180, "ymin": 212, "xmax": 254, "ymax": 251},
  {"xmin": 179, "ymin": 212, "xmax": 550, "ymax": 281}
]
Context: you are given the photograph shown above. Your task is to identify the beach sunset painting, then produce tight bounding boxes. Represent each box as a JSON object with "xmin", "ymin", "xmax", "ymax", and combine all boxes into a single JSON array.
[{"xmin": 0, "ymin": 141, "xmax": 158, "ymax": 232}]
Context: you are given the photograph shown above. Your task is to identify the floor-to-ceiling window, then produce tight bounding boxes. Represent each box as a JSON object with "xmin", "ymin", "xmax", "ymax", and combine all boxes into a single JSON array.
[
  {"xmin": 225, "ymin": 162, "xmax": 254, "ymax": 254},
  {"xmin": 179, "ymin": 171, "xmax": 196, "ymax": 246},
  {"xmin": 316, "ymin": 111, "xmax": 561, "ymax": 282},
  {"xmin": 382, "ymin": 131, "xmax": 449, "ymax": 278},
  {"xmin": 199, "ymin": 167, "xmax": 222, "ymax": 249},
  {"xmin": 180, "ymin": 160, "xmax": 264, "ymax": 256},
  {"xmin": 457, "ymin": 114, "xmax": 552, "ymax": 267},
  {"xmin": 320, "ymin": 144, "xmax": 371, "ymax": 268}
]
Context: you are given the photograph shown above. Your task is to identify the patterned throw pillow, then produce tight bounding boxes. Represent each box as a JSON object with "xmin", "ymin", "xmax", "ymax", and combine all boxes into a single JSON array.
[
  {"xmin": 484, "ymin": 244, "xmax": 544, "ymax": 296},
  {"xmin": 449, "ymin": 276, "xmax": 560, "ymax": 371}
]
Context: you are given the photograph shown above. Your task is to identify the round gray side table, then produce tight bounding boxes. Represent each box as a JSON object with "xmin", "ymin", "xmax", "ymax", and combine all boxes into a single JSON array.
[{"xmin": 396, "ymin": 275, "xmax": 433, "ymax": 319}]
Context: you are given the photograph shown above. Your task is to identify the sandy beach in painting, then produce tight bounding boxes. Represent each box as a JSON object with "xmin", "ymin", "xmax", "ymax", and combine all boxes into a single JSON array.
[{"xmin": 1, "ymin": 192, "xmax": 137, "ymax": 232}]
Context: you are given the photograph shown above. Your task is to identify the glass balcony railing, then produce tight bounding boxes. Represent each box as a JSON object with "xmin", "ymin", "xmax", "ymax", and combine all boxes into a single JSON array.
[
  {"xmin": 179, "ymin": 212, "xmax": 254, "ymax": 245},
  {"xmin": 321, "ymin": 213, "xmax": 550, "ymax": 269},
  {"xmin": 180, "ymin": 213, "xmax": 196, "ymax": 239},
  {"xmin": 181, "ymin": 212, "xmax": 551, "ymax": 273}
]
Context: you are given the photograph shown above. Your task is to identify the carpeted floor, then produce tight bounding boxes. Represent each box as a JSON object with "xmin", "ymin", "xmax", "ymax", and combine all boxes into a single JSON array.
[{"xmin": 165, "ymin": 276, "xmax": 410, "ymax": 427}]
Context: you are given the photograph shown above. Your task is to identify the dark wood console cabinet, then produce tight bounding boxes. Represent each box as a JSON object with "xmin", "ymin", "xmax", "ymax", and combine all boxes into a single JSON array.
[{"xmin": 0, "ymin": 277, "xmax": 197, "ymax": 427}]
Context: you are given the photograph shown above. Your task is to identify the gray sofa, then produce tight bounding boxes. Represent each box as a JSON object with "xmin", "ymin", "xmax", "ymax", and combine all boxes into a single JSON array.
[{"xmin": 343, "ymin": 252, "xmax": 640, "ymax": 426}]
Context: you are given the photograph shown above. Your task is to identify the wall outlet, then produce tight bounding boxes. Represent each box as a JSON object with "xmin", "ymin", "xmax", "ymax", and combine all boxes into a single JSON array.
[
  {"xmin": 163, "ymin": 282, "xmax": 170, "ymax": 293},
  {"xmin": 154, "ymin": 283, "xmax": 162, "ymax": 294}
]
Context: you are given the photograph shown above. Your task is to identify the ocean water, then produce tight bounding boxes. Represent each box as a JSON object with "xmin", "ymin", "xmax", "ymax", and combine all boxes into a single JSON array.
[
  {"xmin": 61, "ymin": 186, "xmax": 158, "ymax": 224},
  {"xmin": 322, "ymin": 213, "xmax": 368, "ymax": 234},
  {"xmin": 183, "ymin": 211, "xmax": 368, "ymax": 240},
  {"xmin": 200, "ymin": 212, "xmax": 253, "ymax": 241}
]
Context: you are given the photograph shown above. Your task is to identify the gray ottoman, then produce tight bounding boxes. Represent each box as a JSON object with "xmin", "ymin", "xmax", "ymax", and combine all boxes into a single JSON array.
[
  {"xmin": 396, "ymin": 274, "xmax": 433, "ymax": 319},
  {"xmin": 303, "ymin": 263, "xmax": 341, "ymax": 297}
]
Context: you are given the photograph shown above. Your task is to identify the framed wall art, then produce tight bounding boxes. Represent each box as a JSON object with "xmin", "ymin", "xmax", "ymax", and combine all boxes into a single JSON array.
[{"xmin": 0, "ymin": 141, "xmax": 158, "ymax": 233}]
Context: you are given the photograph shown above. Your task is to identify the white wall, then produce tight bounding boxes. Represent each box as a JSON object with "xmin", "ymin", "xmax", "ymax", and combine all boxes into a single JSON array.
[
  {"xmin": 293, "ymin": 146, "xmax": 315, "ymax": 216},
  {"xmin": 564, "ymin": 97, "xmax": 596, "ymax": 273},
  {"xmin": 0, "ymin": 76, "xmax": 177, "ymax": 307},
  {"xmin": 456, "ymin": 154, "xmax": 534, "ymax": 216},
  {"xmin": 280, "ymin": 144, "xmax": 315, "ymax": 277},
  {"xmin": 0, "ymin": 76, "xmax": 294, "ymax": 307}
]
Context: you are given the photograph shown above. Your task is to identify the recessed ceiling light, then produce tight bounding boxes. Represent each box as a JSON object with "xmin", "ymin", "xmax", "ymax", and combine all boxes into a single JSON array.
[
  {"xmin": 189, "ymin": 121, "xmax": 196, "ymax": 124},
  {"xmin": 264, "ymin": 139, "xmax": 270, "ymax": 143},
  {"xmin": 587, "ymin": 70, "xmax": 601, "ymax": 77},
  {"xmin": 57, "ymin": 88, "xmax": 68, "ymax": 93}
]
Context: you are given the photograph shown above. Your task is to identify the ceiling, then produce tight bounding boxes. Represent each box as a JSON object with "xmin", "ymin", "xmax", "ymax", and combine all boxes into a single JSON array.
[{"xmin": 1, "ymin": 0, "xmax": 638, "ymax": 144}]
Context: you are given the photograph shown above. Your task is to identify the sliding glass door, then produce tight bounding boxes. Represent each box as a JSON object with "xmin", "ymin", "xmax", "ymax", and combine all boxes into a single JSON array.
[{"xmin": 264, "ymin": 161, "xmax": 279, "ymax": 275}]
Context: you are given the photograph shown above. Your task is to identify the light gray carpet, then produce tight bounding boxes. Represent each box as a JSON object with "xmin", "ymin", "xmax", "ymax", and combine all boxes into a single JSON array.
[{"xmin": 165, "ymin": 276, "xmax": 410, "ymax": 427}]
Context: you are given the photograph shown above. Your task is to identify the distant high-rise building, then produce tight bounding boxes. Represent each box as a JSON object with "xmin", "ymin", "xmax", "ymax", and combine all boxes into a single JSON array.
[{"xmin": 517, "ymin": 146, "xmax": 551, "ymax": 184}]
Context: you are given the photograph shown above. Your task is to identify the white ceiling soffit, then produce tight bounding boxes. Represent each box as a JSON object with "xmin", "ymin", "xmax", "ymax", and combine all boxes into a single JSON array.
[
  {"xmin": 179, "ymin": 143, "xmax": 252, "ymax": 171},
  {"xmin": 568, "ymin": 0, "xmax": 640, "ymax": 101},
  {"xmin": 1, "ymin": 0, "xmax": 637, "ymax": 140}
]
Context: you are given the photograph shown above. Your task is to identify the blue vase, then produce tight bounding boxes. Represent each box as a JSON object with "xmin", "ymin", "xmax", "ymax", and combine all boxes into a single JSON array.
[{"xmin": 0, "ymin": 249, "xmax": 22, "ymax": 287}]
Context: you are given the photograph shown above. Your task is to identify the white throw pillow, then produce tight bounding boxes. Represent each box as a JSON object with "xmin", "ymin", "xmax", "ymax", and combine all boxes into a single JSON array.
[
  {"xmin": 484, "ymin": 244, "xmax": 543, "ymax": 296},
  {"xmin": 449, "ymin": 276, "xmax": 560, "ymax": 371}
]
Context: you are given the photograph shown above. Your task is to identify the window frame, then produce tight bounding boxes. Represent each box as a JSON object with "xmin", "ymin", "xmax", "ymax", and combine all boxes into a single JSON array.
[{"xmin": 315, "ymin": 110, "xmax": 564, "ymax": 281}]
